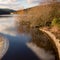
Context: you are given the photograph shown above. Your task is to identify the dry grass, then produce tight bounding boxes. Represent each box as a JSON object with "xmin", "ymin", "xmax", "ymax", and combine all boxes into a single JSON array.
[
  {"xmin": 14, "ymin": 2, "xmax": 60, "ymax": 28},
  {"xmin": 41, "ymin": 26, "xmax": 60, "ymax": 40}
]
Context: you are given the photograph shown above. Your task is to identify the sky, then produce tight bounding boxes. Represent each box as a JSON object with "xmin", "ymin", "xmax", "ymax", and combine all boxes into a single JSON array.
[
  {"xmin": 0, "ymin": 0, "xmax": 41, "ymax": 10},
  {"xmin": 0, "ymin": 0, "xmax": 60, "ymax": 10}
]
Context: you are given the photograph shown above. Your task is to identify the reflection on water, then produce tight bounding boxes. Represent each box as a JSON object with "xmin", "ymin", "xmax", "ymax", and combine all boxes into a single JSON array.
[
  {"xmin": 0, "ymin": 15, "xmax": 58, "ymax": 60},
  {"xmin": 0, "ymin": 15, "xmax": 40, "ymax": 60}
]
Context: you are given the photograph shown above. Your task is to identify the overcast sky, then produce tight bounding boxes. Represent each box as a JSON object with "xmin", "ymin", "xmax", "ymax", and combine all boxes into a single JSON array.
[
  {"xmin": 0, "ymin": 0, "xmax": 60, "ymax": 10},
  {"xmin": 0, "ymin": 0, "xmax": 41, "ymax": 10}
]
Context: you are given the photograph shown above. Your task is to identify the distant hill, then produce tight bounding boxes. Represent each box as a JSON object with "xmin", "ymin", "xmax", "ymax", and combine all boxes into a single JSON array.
[
  {"xmin": 14, "ymin": 2, "xmax": 60, "ymax": 17},
  {"xmin": 0, "ymin": 9, "xmax": 15, "ymax": 15},
  {"xmin": 14, "ymin": 2, "xmax": 60, "ymax": 26}
]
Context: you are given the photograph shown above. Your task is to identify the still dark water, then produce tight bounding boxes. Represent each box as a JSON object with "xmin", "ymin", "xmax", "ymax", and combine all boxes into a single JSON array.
[{"xmin": 0, "ymin": 15, "xmax": 55, "ymax": 60}]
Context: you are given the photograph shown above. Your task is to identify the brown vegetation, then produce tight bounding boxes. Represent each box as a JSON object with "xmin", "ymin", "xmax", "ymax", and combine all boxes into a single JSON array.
[
  {"xmin": 14, "ymin": 2, "xmax": 60, "ymax": 59},
  {"xmin": 14, "ymin": 2, "xmax": 60, "ymax": 27},
  {"xmin": 15, "ymin": 2, "xmax": 60, "ymax": 40}
]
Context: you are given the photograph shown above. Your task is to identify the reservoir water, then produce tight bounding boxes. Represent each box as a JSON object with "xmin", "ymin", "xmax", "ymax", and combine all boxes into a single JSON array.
[{"xmin": 0, "ymin": 15, "xmax": 56, "ymax": 60}]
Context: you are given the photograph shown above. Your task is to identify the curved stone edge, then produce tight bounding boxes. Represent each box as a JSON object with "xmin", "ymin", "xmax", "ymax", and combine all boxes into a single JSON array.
[
  {"xmin": 39, "ymin": 29, "xmax": 60, "ymax": 60},
  {"xmin": 0, "ymin": 37, "xmax": 9, "ymax": 59}
]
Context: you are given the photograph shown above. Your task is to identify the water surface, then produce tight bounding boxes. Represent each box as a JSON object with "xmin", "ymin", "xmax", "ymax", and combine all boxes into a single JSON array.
[{"xmin": 0, "ymin": 15, "xmax": 55, "ymax": 60}]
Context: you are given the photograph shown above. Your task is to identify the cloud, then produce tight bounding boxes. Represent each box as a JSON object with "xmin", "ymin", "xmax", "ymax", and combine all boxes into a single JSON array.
[
  {"xmin": 0, "ymin": 0, "xmax": 40, "ymax": 10},
  {"xmin": 8, "ymin": 4, "xmax": 24, "ymax": 10},
  {"xmin": 0, "ymin": 0, "xmax": 9, "ymax": 3},
  {"xmin": 0, "ymin": 0, "xmax": 22, "ymax": 10},
  {"xmin": 0, "ymin": 0, "xmax": 19, "ymax": 4},
  {"xmin": 27, "ymin": 0, "xmax": 32, "ymax": 4},
  {"xmin": 0, "ymin": 6, "xmax": 8, "ymax": 8},
  {"xmin": 27, "ymin": 0, "xmax": 41, "ymax": 4},
  {"xmin": 26, "ymin": 0, "xmax": 60, "ymax": 4}
]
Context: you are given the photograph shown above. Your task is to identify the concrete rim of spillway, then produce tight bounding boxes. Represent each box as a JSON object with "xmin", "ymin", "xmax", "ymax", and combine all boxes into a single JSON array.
[
  {"xmin": 0, "ymin": 35, "xmax": 9, "ymax": 59},
  {"xmin": 39, "ymin": 29, "xmax": 60, "ymax": 60}
]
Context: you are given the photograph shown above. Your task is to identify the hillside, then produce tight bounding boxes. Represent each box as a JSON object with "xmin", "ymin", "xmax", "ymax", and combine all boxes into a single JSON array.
[
  {"xmin": 0, "ymin": 9, "xmax": 15, "ymax": 15},
  {"xmin": 14, "ymin": 2, "xmax": 60, "ymax": 40},
  {"xmin": 14, "ymin": 2, "xmax": 60, "ymax": 28},
  {"xmin": 15, "ymin": 2, "xmax": 60, "ymax": 16},
  {"xmin": 14, "ymin": 2, "xmax": 60, "ymax": 26}
]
